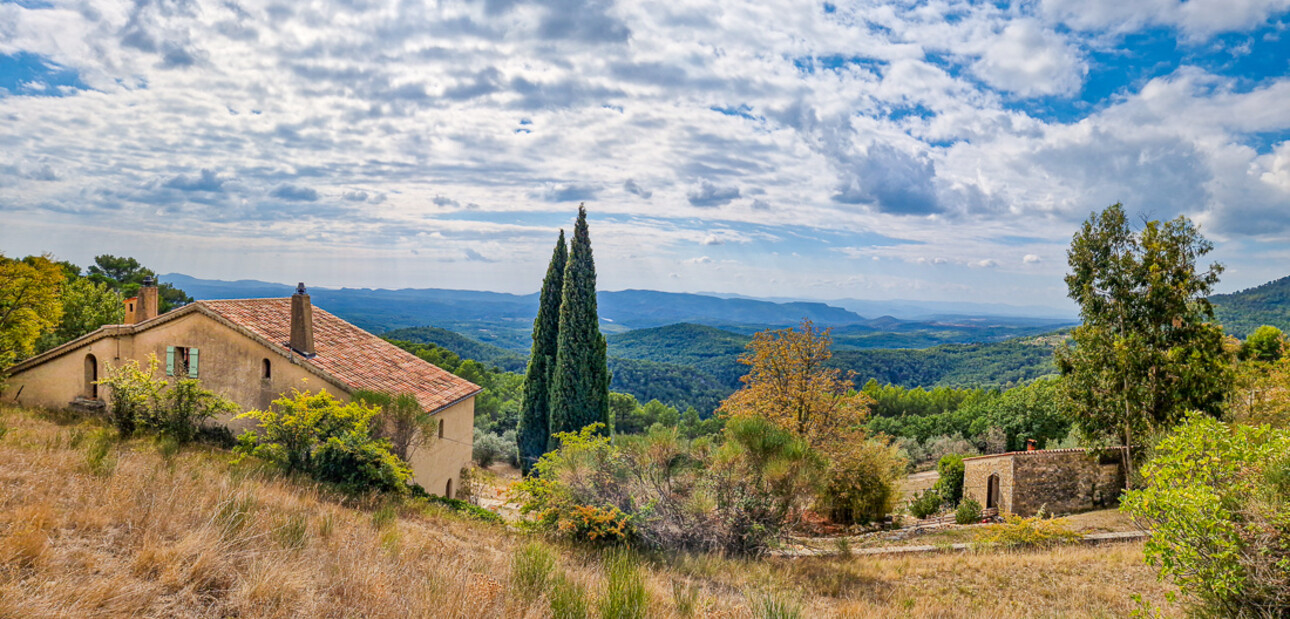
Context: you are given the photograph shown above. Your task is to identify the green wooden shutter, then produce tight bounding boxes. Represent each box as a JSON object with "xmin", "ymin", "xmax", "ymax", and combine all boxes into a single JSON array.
[
  {"xmin": 166, "ymin": 346, "xmax": 175, "ymax": 376},
  {"xmin": 188, "ymin": 348, "xmax": 199, "ymax": 378}
]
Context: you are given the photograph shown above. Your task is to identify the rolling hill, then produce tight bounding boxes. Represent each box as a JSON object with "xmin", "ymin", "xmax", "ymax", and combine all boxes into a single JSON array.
[{"xmin": 1211, "ymin": 275, "xmax": 1290, "ymax": 338}]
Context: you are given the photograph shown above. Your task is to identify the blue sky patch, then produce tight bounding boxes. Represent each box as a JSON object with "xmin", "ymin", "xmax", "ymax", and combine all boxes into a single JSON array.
[{"xmin": 0, "ymin": 52, "xmax": 88, "ymax": 97}]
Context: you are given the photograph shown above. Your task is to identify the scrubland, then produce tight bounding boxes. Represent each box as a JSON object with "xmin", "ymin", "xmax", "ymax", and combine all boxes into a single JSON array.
[{"xmin": 0, "ymin": 404, "xmax": 1178, "ymax": 618}]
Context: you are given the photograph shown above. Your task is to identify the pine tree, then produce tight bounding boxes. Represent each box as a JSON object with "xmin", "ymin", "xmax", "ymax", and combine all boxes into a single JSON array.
[
  {"xmin": 516, "ymin": 230, "xmax": 566, "ymax": 475},
  {"xmin": 549, "ymin": 205, "xmax": 610, "ymax": 445}
]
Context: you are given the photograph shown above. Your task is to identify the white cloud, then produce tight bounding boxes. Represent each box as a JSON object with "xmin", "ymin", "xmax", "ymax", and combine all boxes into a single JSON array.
[{"xmin": 1023, "ymin": 254, "xmax": 1042, "ymax": 264}]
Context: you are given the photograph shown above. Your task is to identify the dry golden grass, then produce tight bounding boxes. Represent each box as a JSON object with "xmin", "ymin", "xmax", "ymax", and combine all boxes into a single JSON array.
[{"xmin": 0, "ymin": 405, "xmax": 1180, "ymax": 618}]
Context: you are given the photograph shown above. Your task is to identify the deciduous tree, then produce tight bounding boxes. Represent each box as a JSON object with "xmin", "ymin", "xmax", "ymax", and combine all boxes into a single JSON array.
[
  {"xmin": 0, "ymin": 254, "xmax": 65, "ymax": 368},
  {"xmin": 1055, "ymin": 204, "xmax": 1232, "ymax": 483},
  {"xmin": 717, "ymin": 319, "xmax": 870, "ymax": 446}
]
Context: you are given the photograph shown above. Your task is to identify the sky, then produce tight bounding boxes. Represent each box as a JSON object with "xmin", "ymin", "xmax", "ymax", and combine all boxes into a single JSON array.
[{"xmin": 1, "ymin": 0, "xmax": 1289, "ymax": 312}]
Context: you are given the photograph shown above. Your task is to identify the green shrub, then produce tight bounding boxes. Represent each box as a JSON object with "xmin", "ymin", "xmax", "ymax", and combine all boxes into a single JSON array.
[
  {"xmin": 409, "ymin": 485, "xmax": 506, "ymax": 523},
  {"xmin": 96, "ymin": 356, "xmax": 163, "ymax": 436},
  {"xmin": 474, "ymin": 428, "xmax": 517, "ymax": 468},
  {"xmin": 314, "ymin": 431, "xmax": 412, "ymax": 494},
  {"xmin": 549, "ymin": 572, "xmax": 589, "ymax": 619},
  {"xmin": 511, "ymin": 541, "xmax": 557, "ymax": 604},
  {"xmin": 236, "ymin": 389, "xmax": 411, "ymax": 493},
  {"xmin": 96, "ymin": 356, "xmax": 235, "ymax": 443},
  {"xmin": 147, "ymin": 378, "xmax": 236, "ymax": 443},
  {"xmin": 907, "ymin": 488, "xmax": 942, "ymax": 519},
  {"xmin": 599, "ymin": 549, "xmax": 648, "ymax": 619},
  {"xmin": 954, "ymin": 497, "xmax": 982, "ymax": 525},
  {"xmin": 977, "ymin": 512, "xmax": 1081, "ymax": 549},
  {"xmin": 815, "ymin": 436, "xmax": 906, "ymax": 525},
  {"xmin": 932, "ymin": 453, "xmax": 965, "ymax": 506},
  {"xmin": 514, "ymin": 420, "xmax": 819, "ymax": 554},
  {"xmin": 1121, "ymin": 414, "xmax": 1290, "ymax": 616}
]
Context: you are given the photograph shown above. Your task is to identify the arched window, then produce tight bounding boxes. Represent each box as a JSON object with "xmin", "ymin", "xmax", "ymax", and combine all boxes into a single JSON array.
[
  {"xmin": 445, "ymin": 478, "xmax": 453, "ymax": 499},
  {"xmin": 262, "ymin": 358, "xmax": 271, "ymax": 380},
  {"xmin": 85, "ymin": 354, "xmax": 98, "ymax": 399},
  {"xmin": 438, "ymin": 418, "xmax": 445, "ymax": 439}
]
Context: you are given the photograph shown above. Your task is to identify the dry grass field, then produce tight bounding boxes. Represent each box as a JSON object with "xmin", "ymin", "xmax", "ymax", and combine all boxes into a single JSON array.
[{"xmin": 0, "ymin": 404, "xmax": 1180, "ymax": 618}]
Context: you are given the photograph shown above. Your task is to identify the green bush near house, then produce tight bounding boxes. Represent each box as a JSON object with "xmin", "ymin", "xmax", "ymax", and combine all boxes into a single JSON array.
[
  {"xmin": 907, "ymin": 488, "xmax": 942, "ymax": 519},
  {"xmin": 236, "ymin": 389, "xmax": 412, "ymax": 494},
  {"xmin": 932, "ymin": 453, "xmax": 966, "ymax": 507},
  {"xmin": 954, "ymin": 497, "xmax": 982, "ymax": 525},
  {"xmin": 1121, "ymin": 414, "xmax": 1290, "ymax": 617}
]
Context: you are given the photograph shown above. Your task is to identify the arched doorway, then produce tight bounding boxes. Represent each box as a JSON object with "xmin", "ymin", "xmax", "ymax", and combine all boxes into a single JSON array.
[
  {"xmin": 445, "ymin": 478, "xmax": 453, "ymax": 499},
  {"xmin": 84, "ymin": 354, "xmax": 98, "ymax": 399},
  {"xmin": 986, "ymin": 473, "xmax": 1000, "ymax": 509}
]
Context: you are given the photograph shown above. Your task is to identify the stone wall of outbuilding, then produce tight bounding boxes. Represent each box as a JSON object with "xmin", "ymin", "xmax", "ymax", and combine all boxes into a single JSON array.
[{"xmin": 963, "ymin": 448, "xmax": 1125, "ymax": 517}]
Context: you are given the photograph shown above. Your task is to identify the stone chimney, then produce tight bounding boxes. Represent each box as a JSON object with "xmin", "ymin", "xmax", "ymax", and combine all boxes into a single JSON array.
[
  {"xmin": 135, "ymin": 277, "xmax": 159, "ymax": 323},
  {"xmin": 290, "ymin": 282, "xmax": 315, "ymax": 357}
]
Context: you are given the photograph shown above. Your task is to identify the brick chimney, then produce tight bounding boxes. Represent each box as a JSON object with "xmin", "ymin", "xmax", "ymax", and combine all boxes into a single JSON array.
[
  {"xmin": 1026, "ymin": 438, "xmax": 1038, "ymax": 451},
  {"xmin": 135, "ymin": 277, "xmax": 159, "ymax": 323},
  {"xmin": 290, "ymin": 282, "xmax": 315, "ymax": 357}
]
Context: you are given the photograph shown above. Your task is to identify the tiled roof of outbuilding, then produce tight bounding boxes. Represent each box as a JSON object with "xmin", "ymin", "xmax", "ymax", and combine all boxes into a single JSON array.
[{"xmin": 200, "ymin": 298, "xmax": 480, "ymax": 414}]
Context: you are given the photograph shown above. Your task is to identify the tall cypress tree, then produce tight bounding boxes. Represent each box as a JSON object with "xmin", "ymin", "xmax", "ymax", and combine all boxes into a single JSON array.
[
  {"xmin": 549, "ymin": 205, "xmax": 610, "ymax": 445},
  {"xmin": 517, "ymin": 230, "xmax": 566, "ymax": 475}
]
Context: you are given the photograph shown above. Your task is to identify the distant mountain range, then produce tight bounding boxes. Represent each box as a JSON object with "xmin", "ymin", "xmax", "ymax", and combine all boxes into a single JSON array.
[
  {"xmin": 161, "ymin": 273, "xmax": 1075, "ymax": 350},
  {"xmin": 1211, "ymin": 275, "xmax": 1290, "ymax": 338}
]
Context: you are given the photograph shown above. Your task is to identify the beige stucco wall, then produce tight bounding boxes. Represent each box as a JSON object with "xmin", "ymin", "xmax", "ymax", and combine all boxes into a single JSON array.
[
  {"xmin": 2, "ymin": 311, "xmax": 475, "ymax": 495},
  {"xmin": 407, "ymin": 397, "xmax": 475, "ymax": 499}
]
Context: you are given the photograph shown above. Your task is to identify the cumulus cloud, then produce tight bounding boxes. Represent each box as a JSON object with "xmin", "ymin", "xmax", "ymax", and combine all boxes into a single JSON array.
[
  {"xmin": 269, "ymin": 184, "xmax": 320, "ymax": 202},
  {"xmin": 1023, "ymin": 254, "xmax": 1042, "ymax": 264},
  {"xmin": 687, "ymin": 181, "xmax": 741, "ymax": 207},
  {"xmin": 701, "ymin": 233, "xmax": 723, "ymax": 246},
  {"xmin": 1, "ymin": 0, "xmax": 1288, "ymax": 303},
  {"xmin": 164, "ymin": 170, "xmax": 225, "ymax": 193},
  {"xmin": 623, "ymin": 178, "xmax": 652, "ymax": 199}
]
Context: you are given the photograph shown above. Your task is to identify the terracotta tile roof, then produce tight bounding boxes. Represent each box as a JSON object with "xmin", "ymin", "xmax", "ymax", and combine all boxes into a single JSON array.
[
  {"xmin": 961, "ymin": 446, "xmax": 1127, "ymax": 462},
  {"xmin": 199, "ymin": 298, "xmax": 480, "ymax": 413}
]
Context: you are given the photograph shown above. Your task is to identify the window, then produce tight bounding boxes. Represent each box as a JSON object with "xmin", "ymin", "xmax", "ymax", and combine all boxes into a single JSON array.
[
  {"xmin": 438, "ymin": 418, "xmax": 445, "ymax": 439},
  {"xmin": 445, "ymin": 479, "xmax": 453, "ymax": 499},
  {"xmin": 166, "ymin": 346, "xmax": 200, "ymax": 378},
  {"xmin": 262, "ymin": 358, "xmax": 271, "ymax": 380}
]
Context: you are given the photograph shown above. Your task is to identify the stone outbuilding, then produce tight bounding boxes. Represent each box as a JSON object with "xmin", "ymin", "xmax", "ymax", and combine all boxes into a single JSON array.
[
  {"xmin": 962, "ymin": 446, "xmax": 1126, "ymax": 517},
  {"xmin": 1, "ymin": 281, "xmax": 480, "ymax": 498}
]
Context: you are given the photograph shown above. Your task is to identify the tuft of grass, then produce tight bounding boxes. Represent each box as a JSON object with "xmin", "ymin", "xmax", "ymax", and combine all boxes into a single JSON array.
[
  {"xmin": 273, "ymin": 513, "xmax": 309, "ymax": 551},
  {"xmin": 67, "ymin": 427, "xmax": 85, "ymax": 448},
  {"xmin": 550, "ymin": 572, "xmax": 589, "ymax": 619},
  {"xmin": 511, "ymin": 541, "xmax": 557, "ymax": 604},
  {"xmin": 0, "ymin": 418, "xmax": 8, "ymax": 442},
  {"xmin": 599, "ymin": 549, "xmax": 649, "ymax": 619},
  {"xmin": 317, "ymin": 512, "xmax": 335, "ymax": 539},
  {"xmin": 834, "ymin": 537, "xmax": 853, "ymax": 557},
  {"xmin": 372, "ymin": 503, "xmax": 399, "ymax": 530},
  {"xmin": 213, "ymin": 492, "xmax": 257, "ymax": 540},
  {"xmin": 749, "ymin": 589, "xmax": 803, "ymax": 619},
  {"xmin": 83, "ymin": 429, "xmax": 116, "ymax": 476},
  {"xmin": 672, "ymin": 579, "xmax": 700, "ymax": 617}
]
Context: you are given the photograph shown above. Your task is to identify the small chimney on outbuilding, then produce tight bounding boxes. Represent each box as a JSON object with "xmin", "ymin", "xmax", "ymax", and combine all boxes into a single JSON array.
[
  {"xmin": 290, "ymin": 282, "xmax": 315, "ymax": 357},
  {"xmin": 135, "ymin": 277, "xmax": 159, "ymax": 323},
  {"xmin": 1026, "ymin": 438, "xmax": 1038, "ymax": 452}
]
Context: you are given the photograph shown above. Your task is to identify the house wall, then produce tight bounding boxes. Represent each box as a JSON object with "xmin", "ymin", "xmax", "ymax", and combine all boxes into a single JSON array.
[
  {"xmin": 406, "ymin": 397, "xmax": 475, "ymax": 499},
  {"xmin": 963, "ymin": 455, "xmax": 1015, "ymax": 514},
  {"xmin": 3, "ymin": 312, "xmax": 475, "ymax": 495}
]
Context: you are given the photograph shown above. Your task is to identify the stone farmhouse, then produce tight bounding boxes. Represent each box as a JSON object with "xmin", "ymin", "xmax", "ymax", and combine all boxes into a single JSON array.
[
  {"xmin": 1, "ymin": 280, "xmax": 480, "ymax": 497},
  {"xmin": 962, "ymin": 444, "xmax": 1126, "ymax": 517}
]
